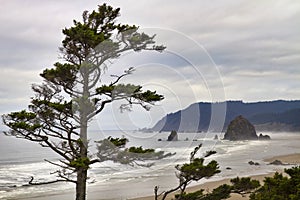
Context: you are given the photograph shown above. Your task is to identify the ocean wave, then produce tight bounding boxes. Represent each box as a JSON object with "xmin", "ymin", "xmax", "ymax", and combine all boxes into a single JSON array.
[{"xmin": 2, "ymin": 131, "xmax": 300, "ymax": 199}]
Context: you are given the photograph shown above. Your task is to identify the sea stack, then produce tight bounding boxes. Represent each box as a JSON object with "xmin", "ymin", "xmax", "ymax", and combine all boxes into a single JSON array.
[
  {"xmin": 224, "ymin": 115, "xmax": 258, "ymax": 141},
  {"xmin": 167, "ymin": 130, "xmax": 178, "ymax": 141}
]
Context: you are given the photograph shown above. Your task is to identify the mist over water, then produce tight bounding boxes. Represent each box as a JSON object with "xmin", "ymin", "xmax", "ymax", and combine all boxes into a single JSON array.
[{"xmin": 1, "ymin": 131, "xmax": 299, "ymax": 199}]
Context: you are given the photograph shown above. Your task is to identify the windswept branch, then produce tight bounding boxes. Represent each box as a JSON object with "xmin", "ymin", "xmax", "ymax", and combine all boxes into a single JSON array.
[
  {"xmin": 23, "ymin": 176, "xmax": 71, "ymax": 186},
  {"xmin": 155, "ymin": 144, "xmax": 220, "ymax": 200},
  {"xmin": 95, "ymin": 137, "xmax": 174, "ymax": 166}
]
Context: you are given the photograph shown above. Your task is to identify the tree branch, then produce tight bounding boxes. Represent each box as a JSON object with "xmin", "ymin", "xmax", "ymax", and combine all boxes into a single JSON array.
[{"xmin": 23, "ymin": 176, "xmax": 70, "ymax": 186}]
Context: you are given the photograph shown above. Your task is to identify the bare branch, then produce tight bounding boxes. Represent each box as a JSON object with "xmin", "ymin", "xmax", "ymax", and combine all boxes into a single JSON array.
[
  {"xmin": 23, "ymin": 176, "xmax": 70, "ymax": 186},
  {"xmin": 94, "ymin": 99, "xmax": 112, "ymax": 115}
]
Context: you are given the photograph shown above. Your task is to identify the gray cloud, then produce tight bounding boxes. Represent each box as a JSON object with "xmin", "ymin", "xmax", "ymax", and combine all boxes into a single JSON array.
[{"xmin": 1, "ymin": 0, "xmax": 299, "ymax": 130}]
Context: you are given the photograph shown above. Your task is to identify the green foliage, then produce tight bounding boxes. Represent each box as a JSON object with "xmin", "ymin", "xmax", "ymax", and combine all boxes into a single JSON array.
[
  {"xmin": 285, "ymin": 166, "xmax": 300, "ymax": 182},
  {"xmin": 128, "ymin": 146, "xmax": 155, "ymax": 153},
  {"xmin": 96, "ymin": 85, "xmax": 115, "ymax": 94},
  {"xmin": 172, "ymin": 172, "xmax": 261, "ymax": 200},
  {"xmin": 230, "ymin": 177, "xmax": 260, "ymax": 193},
  {"xmin": 108, "ymin": 136, "xmax": 128, "ymax": 148},
  {"xmin": 159, "ymin": 144, "xmax": 220, "ymax": 200},
  {"xmin": 96, "ymin": 137, "xmax": 173, "ymax": 166},
  {"xmin": 62, "ymin": 4, "xmax": 122, "ymax": 57},
  {"xmin": 133, "ymin": 89, "xmax": 164, "ymax": 102},
  {"xmin": 8, "ymin": 110, "xmax": 36, "ymax": 120},
  {"xmin": 40, "ymin": 62, "xmax": 78, "ymax": 89},
  {"xmin": 205, "ymin": 150, "xmax": 217, "ymax": 158},
  {"xmin": 175, "ymin": 190, "xmax": 205, "ymax": 200},
  {"xmin": 96, "ymin": 84, "xmax": 164, "ymax": 103},
  {"xmin": 4, "ymin": 110, "xmax": 42, "ymax": 132},
  {"xmin": 112, "ymin": 84, "xmax": 142, "ymax": 97},
  {"xmin": 70, "ymin": 157, "xmax": 90, "ymax": 170},
  {"xmin": 174, "ymin": 166, "xmax": 300, "ymax": 200},
  {"xmin": 31, "ymin": 99, "xmax": 73, "ymax": 113},
  {"xmin": 61, "ymin": 3, "xmax": 164, "ymax": 65},
  {"xmin": 177, "ymin": 158, "xmax": 220, "ymax": 182},
  {"xmin": 9, "ymin": 121, "xmax": 40, "ymax": 132},
  {"xmin": 250, "ymin": 166, "xmax": 300, "ymax": 200},
  {"xmin": 205, "ymin": 184, "xmax": 232, "ymax": 200}
]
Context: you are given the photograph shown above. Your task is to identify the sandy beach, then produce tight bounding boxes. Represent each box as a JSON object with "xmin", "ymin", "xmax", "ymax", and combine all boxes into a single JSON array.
[
  {"xmin": 264, "ymin": 153, "xmax": 300, "ymax": 165},
  {"xmin": 13, "ymin": 153, "xmax": 300, "ymax": 200},
  {"xmin": 130, "ymin": 173, "xmax": 276, "ymax": 200},
  {"xmin": 131, "ymin": 153, "xmax": 300, "ymax": 200}
]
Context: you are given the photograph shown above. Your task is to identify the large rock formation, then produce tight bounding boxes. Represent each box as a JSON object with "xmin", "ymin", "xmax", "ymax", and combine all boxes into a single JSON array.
[
  {"xmin": 224, "ymin": 115, "xmax": 258, "ymax": 140},
  {"xmin": 151, "ymin": 100, "xmax": 300, "ymax": 132},
  {"xmin": 167, "ymin": 130, "xmax": 178, "ymax": 141}
]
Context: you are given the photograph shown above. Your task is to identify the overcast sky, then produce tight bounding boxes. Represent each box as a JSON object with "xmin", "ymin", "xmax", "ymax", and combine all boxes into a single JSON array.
[{"xmin": 0, "ymin": 0, "xmax": 300, "ymax": 130}]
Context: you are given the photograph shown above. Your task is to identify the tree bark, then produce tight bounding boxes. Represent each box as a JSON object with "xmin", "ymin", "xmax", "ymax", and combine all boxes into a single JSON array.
[
  {"xmin": 76, "ymin": 106, "xmax": 89, "ymax": 200},
  {"xmin": 76, "ymin": 65, "xmax": 90, "ymax": 200},
  {"xmin": 76, "ymin": 167, "xmax": 88, "ymax": 200},
  {"xmin": 76, "ymin": 118, "xmax": 88, "ymax": 200}
]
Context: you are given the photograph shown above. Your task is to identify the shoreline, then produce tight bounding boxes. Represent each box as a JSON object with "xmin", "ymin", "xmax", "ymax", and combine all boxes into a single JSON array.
[
  {"xmin": 130, "ymin": 172, "xmax": 277, "ymax": 200},
  {"xmin": 264, "ymin": 153, "xmax": 300, "ymax": 164},
  {"xmin": 131, "ymin": 153, "xmax": 300, "ymax": 200},
  {"xmin": 7, "ymin": 153, "xmax": 300, "ymax": 200}
]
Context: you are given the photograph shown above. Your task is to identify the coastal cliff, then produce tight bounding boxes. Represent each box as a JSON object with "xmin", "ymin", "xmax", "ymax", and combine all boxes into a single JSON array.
[{"xmin": 151, "ymin": 100, "xmax": 300, "ymax": 132}]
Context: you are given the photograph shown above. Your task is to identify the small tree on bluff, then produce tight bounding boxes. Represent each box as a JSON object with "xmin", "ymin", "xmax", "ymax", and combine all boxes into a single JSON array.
[
  {"xmin": 155, "ymin": 144, "xmax": 221, "ymax": 200},
  {"xmin": 2, "ymin": 4, "xmax": 165, "ymax": 200}
]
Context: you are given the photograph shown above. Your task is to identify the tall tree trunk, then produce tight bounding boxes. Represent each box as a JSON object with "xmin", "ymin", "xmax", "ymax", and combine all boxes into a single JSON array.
[
  {"xmin": 76, "ymin": 119, "xmax": 88, "ymax": 200},
  {"xmin": 76, "ymin": 65, "xmax": 90, "ymax": 200},
  {"xmin": 76, "ymin": 167, "xmax": 87, "ymax": 200}
]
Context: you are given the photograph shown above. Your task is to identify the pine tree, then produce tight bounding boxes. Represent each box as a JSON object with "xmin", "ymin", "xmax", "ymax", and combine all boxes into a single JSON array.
[{"xmin": 2, "ymin": 4, "xmax": 165, "ymax": 200}]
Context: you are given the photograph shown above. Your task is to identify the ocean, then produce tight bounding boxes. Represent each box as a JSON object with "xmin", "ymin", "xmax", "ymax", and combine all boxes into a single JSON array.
[{"xmin": 0, "ymin": 131, "xmax": 299, "ymax": 199}]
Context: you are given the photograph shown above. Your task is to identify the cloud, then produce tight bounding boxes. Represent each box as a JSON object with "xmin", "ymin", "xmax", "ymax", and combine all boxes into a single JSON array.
[{"xmin": 0, "ymin": 0, "xmax": 299, "ymax": 130}]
